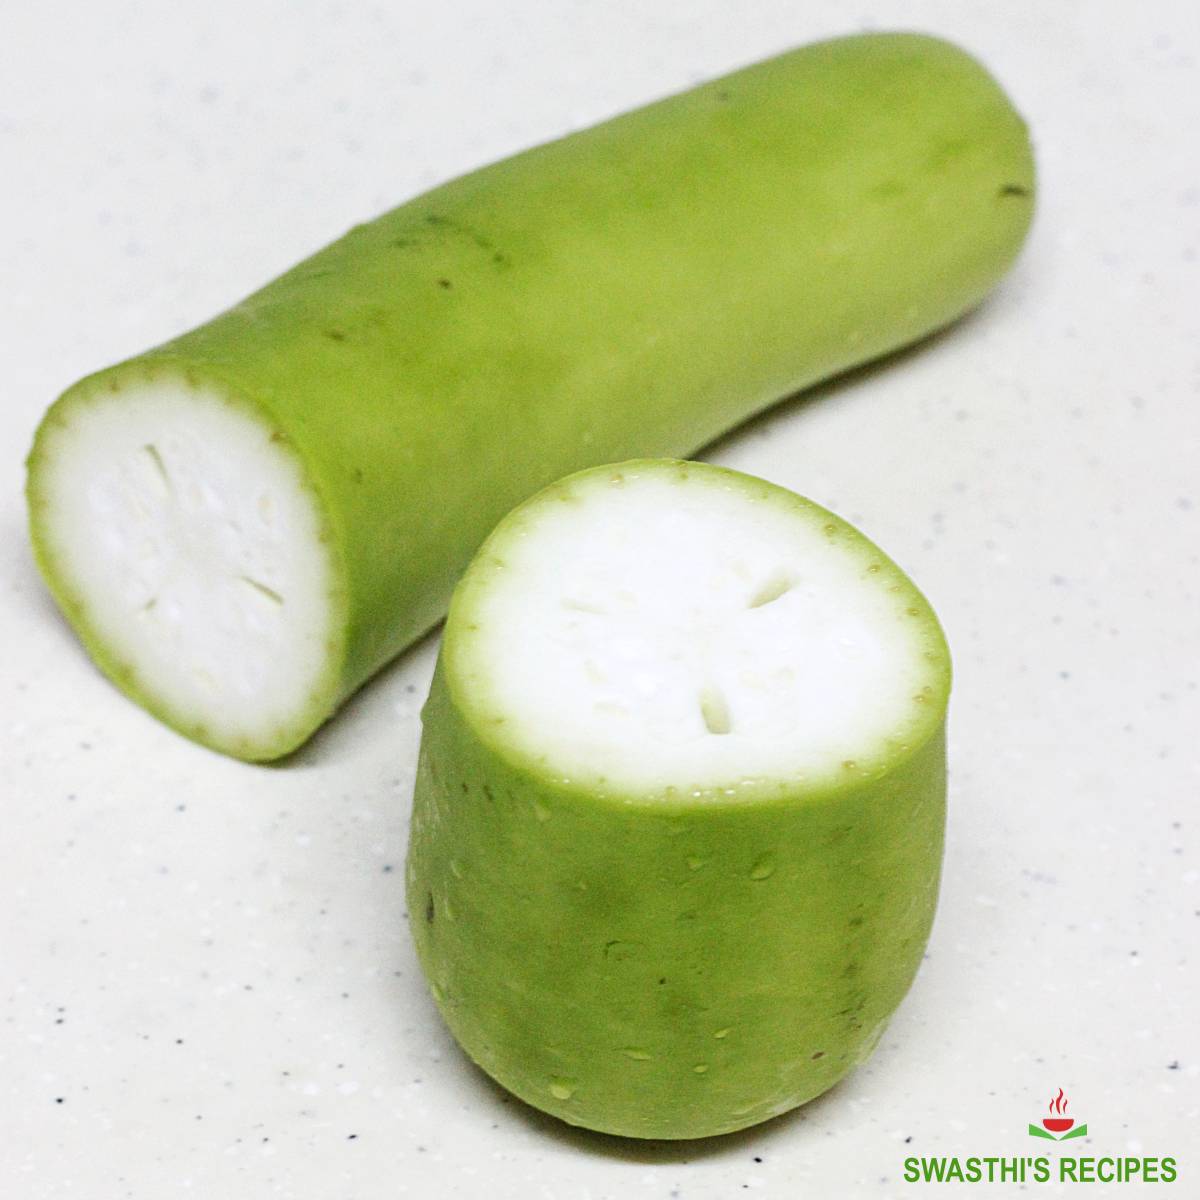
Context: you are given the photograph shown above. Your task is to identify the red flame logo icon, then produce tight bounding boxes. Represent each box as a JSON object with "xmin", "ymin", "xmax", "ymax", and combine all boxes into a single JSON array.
[
  {"xmin": 1042, "ymin": 1088, "xmax": 1074, "ymax": 1133},
  {"xmin": 1029, "ymin": 1087, "xmax": 1087, "ymax": 1141}
]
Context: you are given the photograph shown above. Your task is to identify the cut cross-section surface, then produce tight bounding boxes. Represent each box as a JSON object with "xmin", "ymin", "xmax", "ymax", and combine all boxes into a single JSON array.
[
  {"xmin": 446, "ymin": 460, "xmax": 949, "ymax": 795},
  {"xmin": 26, "ymin": 373, "xmax": 343, "ymax": 759}
]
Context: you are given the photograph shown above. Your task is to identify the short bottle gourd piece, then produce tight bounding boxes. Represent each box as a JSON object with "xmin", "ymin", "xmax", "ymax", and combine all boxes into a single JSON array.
[
  {"xmin": 26, "ymin": 32, "xmax": 1031, "ymax": 760},
  {"xmin": 405, "ymin": 459, "xmax": 951, "ymax": 1139}
]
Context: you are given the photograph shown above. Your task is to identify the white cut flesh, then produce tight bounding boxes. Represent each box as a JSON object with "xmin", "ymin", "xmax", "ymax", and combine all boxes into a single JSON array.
[
  {"xmin": 30, "ymin": 379, "xmax": 338, "ymax": 752},
  {"xmin": 450, "ymin": 465, "xmax": 945, "ymax": 793}
]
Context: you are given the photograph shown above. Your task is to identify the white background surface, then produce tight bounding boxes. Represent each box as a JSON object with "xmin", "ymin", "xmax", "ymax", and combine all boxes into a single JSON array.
[{"xmin": 2, "ymin": 2, "xmax": 1198, "ymax": 1196}]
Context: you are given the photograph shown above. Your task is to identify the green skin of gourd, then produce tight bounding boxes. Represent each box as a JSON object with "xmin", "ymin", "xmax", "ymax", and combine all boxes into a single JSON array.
[
  {"xmin": 406, "ymin": 462, "xmax": 949, "ymax": 1139},
  {"xmin": 28, "ymin": 31, "xmax": 1032, "ymax": 760},
  {"xmin": 409, "ymin": 691, "xmax": 946, "ymax": 1140}
]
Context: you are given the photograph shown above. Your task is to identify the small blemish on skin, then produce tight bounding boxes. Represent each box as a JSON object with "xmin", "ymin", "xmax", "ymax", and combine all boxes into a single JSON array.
[
  {"xmin": 869, "ymin": 179, "xmax": 905, "ymax": 199},
  {"xmin": 604, "ymin": 940, "xmax": 643, "ymax": 962},
  {"xmin": 323, "ymin": 328, "xmax": 347, "ymax": 341},
  {"xmin": 437, "ymin": 278, "xmax": 452, "ymax": 289},
  {"xmin": 749, "ymin": 854, "xmax": 776, "ymax": 881},
  {"xmin": 999, "ymin": 183, "xmax": 1031, "ymax": 197},
  {"xmin": 425, "ymin": 892, "xmax": 435, "ymax": 924}
]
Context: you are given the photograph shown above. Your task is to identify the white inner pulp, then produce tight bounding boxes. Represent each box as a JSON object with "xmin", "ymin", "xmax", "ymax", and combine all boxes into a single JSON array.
[
  {"xmin": 37, "ymin": 379, "xmax": 335, "ymax": 749},
  {"xmin": 462, "ymin": 468, "xmax": 942, "ymax": 791}
]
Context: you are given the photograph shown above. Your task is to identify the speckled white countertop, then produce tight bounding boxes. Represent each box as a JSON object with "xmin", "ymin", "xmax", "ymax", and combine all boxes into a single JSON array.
[{"xmin": 2, "ymin": 2, "xmax": 1197, "ymax": 1197}]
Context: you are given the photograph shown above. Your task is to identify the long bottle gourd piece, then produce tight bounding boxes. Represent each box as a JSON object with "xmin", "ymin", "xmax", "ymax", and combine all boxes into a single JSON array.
[
  {"xmin": 25, "ymin": 32, "xmax": 1033, "ymax": 760},
  {"xmin": 406, "ymin": 459, "xmax": 951, "ymax": 1138}
]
